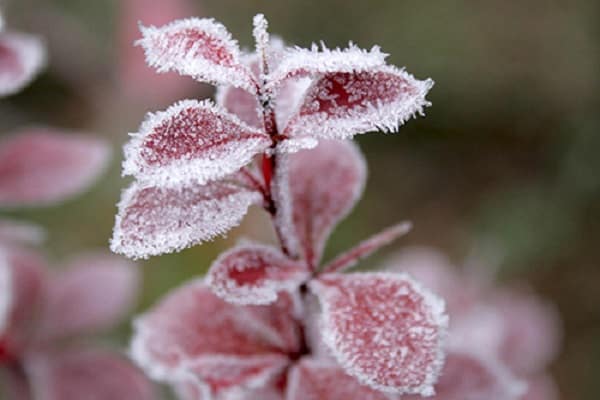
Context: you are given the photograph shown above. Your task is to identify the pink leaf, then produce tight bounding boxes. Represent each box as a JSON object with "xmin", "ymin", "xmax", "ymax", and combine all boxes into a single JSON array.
[
  {"xmin": 0, "ymin": 129, "xmax": 110, "ymax": 208},
  {"xmin": 490, "ymin": 288, "xmax": 562, "ymax": 375},
  {"xmin": 37, "ymin": 252, "xmax": 138, "ymax": 341},
  {"xmin": 284, "ymin": 66, "xmax": 433, "ymax": 140},
  {"xmin": 286, "ymin": 358, "xmax": 396, "ymax": 400},
  {"xmin": 289, "ymin": 140, "xmax": 366, "ymax": 268},
  {"xmin": 268, "ymin": 43, "xmax": 387, "ymax": 88},
  {"xmin": 322, "ymin": 221, "xmax": 412, "ymax": 274},
  {"xmin": 111, "ymin": 180, "xmax": 261, "ymax": 259},
  {"xmin": 123, "ymin": 99, "xmax": 271, "ymax": 187},
  {"xmin": 309, "ymin": 272, "xmax": 448, "ymax": 396},
  {"xmin": 403, "ymin": 349, "xmax": 526, "ymax": 400},
  {"xmin": 0, "ymin": 32, "xmax": 45, "ymax": 97},
  {"xmin": 176, "ymin": 378, "xmax": 284, "ymax": 400},
  {"xmin": 215, "ymin": 83, "xmax": 262, "ymax": 128},
  {"xmin": 207, "ymin": 243, "xmax": 309, "ymax": 305},
  {"xmin": 137, "ymin": 18, "xmax": 256, "ymax": 91},
  {"xmin": 0, "ymin": 218, "xmax": 45, "ymax": 246},
  {"xmin": 130, "ymin": 280, "xmax": 296, "ymax": 392},
  {"xmin": 25, "ymin": 348, "xmax": 155, "ymax": 400},
  {"xmin": 0, "ymin": 248, "xmax": 46, "ymax": 359}
]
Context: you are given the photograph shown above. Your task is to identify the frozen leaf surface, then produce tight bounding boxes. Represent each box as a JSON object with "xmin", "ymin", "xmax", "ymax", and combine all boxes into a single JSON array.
[
  {"xmin": 137, "ymin": 18, "xmax": 255, "ymax": 91},
  {"xmin": 111, "ymin": 180, "xmax": 261, "ymax": 259},
  {"xmin": 37, "ymin": 253, "xmax": 138, "ymax": 341},
  {"xmin": 25, "ymin": 348, "xmax": 155, "ymax": 400},
  {"xmin": 0, "ymin": 32, "xmax": 45, "ymax": 97},
  {"xmin": 310, "ymin": 272, "xmax": 448, "ymax": 395},
  {"xmin": 285, "ymin": 66, "xmax": 432, "ymax": 140},
  {"xmin": 289, "ymin": 140, "xmax": 366, "ymax": 268},
  {"xmin": 130, "ymin": 280, "xmax": 295, "ymax": 392},
  {"xmin": 0, "ymin": 129, "xmax": 110, "ymax": 208},
  {"xmin": 216, "ymin": 84, "xmax": 262, "ymax": 128},
  {"xmin": 207, "ymin": 243, "xmax": 309, "ymax": 305},
  {"xmin": 323, "ymin": 221, "xmax": 412, "ymax": 273},
  {"xmin": 123, "ymin": 99, "xmax": 271, "ymax": 187},
  {"xmin": 403, "ymin": 349, "xmax": 526, "ymax": 400}
]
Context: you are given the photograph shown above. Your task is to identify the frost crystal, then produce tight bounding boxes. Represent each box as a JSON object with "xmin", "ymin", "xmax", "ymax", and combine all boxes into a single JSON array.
[
  {"xmin": 207, "ymin": 243, "xmax": 308, "ymax": 305},
  {"xmin": 111, "ymin": 180, "xmax": 261, "ymax": 259},
  {"xmin": 0, "ymin": 32, "xmax": 46, "ymax": 97},
  {"xmin": 310, "ymin": 272, "xmax": 448, "ymax": 395}
]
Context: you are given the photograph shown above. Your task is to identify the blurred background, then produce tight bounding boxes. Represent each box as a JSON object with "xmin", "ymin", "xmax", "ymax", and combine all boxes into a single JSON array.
[{"xmin": 1, "ymin": 0, "xmax": 598, "ymax": 398}]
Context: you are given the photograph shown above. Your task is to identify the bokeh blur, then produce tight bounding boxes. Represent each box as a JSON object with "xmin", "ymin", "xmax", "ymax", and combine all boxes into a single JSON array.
[{"xmin": 1, "ymin": 0, "xmax": 598, "ymax": 399}]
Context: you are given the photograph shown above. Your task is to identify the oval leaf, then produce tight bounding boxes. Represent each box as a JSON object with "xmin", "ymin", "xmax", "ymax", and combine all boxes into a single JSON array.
[
  {"xmin": 0, "ymin": 32, "xmax": 45, "ymax": 97},
  {"xmin": 310, "ymin": 272, "xmax": 448, "ymax": 396}
]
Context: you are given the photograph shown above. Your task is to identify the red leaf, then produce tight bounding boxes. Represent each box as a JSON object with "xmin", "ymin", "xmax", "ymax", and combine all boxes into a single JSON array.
[
  {"xmin": 285, "ymin": 66, "xmax": 433, "ymax": 140},
  {"xmin": 130, "ymin": 281, "xmax": 297, "ymax": 392},
  {"xmin": 37, "ymin": 253, "xmax": 138, "ymax": 341},
  {"xmin": 0, "ymin": 32, "xmax": 45, "ymax": 97},
  {"xmin": 216, "ymin": 83, "xmax": 262, "ymax": 128},
  {"xmin": 0, "ymin": 248, "xmax": 46, "ymax": 360},
  {"xmin": 309, "ymin": 272, "xmax": 448, "ymax": 396},
  {"xmin": 137, "ymin": 18, "xmax": 256, "ymax": 91},
  {"xmin": 289, "ymin": 140, "xmax": 366, "ymax": 269},
  {"xmin": 111, "ymin": 180, "xmax": 261, "ymax": 259},
  {"xmin": 322, "ymin": 221, "xmax": 412, "ymax": 274},
  {"xmin": 123, "ymin": 99, "xmax": 271, "ymax": 187},
  {"xmin": 207, "ymin": 243, "xmax": 309, "ymax": 305},
  {"xmin": 402, "ymin": 349, "xmax": 526, "ymax": 400},
  {"xmin": 0, "ymin": 129, "xmax": 110, "ymax": 208},
  {"xmin": 286, "ymin": 358, "xmax": 396, "ymax": 400},
  {"xmin": 25, "ymin": 348, "xmax": 155, "ymax": 400}
]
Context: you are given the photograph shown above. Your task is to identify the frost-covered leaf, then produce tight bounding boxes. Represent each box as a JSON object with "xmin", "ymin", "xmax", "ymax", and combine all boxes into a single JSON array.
[
  {"xmin": 322, "ymin": 221, "xmax": 412, "ymax": 274},
  {"xmin": 309, "ymin": 272, "xmax": 448, "ymax": 396},
  {"xmin": 137, "ymin": 18, "xmax": 256, "ymax": 91},
  {"xmin": 25, "ymin": 348, "xmax": 155, "ymax": 400},
  {"xmin": 289, "ymin": 140, "xmax": 366, "ymax": 268},
  {"xmin": 286, "ymin": 358, "xmax": 396, "ymax": 400},
  {"xmin": 123, "ymin": 99, "xmax": 271, "ymax": 187},
  {"xmin": 216, "ymin": 83, "xmax": 262, "ymax": 128},
  {"xmin": 207, "ymin": 243, "xmax": 309, "ymax": 305},
  {"xmin": 176, "ymin": 377, "xmax": 284, "ymax": 400},
  {"xmin": 0, "ymin": 32, "xmax": 45, "ymax": 97},
  {"xmin": 403, "ymin": 349, "xmax": 526, "ymax": 400},
  {"xmin": 0, "ymin": 129, "xmax": 110, "ymax": 208},
  {"xmin": 490, "ymin": 289, "xmax": 562, "ymax": 375},
  {"xmin": 111, "ymin": 180, "xmax": 261, "ymax": 259},
  {"xmin": 0, "ymin": 248, "xmax": 46, "ymax": 357},
  {"xmin": 268, "ymin": 43, "xmax": 387, "ymax": 88},
  {"xmin": 0, "ymin": 218, "xmax": 45, "ymax": 246},
  {"xmin": 284, "ymin": 66, "xmax": 433, "ymax": 140},
  {"xmin": 37, "ymin": 253, "xmax": 138, "ymax": 341},
  {"xmin": 130, "ymin": 280, "xmax": 294, "ymax": 393}
]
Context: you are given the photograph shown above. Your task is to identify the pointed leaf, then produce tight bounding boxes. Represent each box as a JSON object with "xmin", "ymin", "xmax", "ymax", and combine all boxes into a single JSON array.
[
  {"xmin": 286, "ymin": 358, "xmax": 396, "ymax": 400},
  {"xmin": 284, "ymin": 66, "xmax": 433, "ymax": 140},
  {"xmin": 37, "ymin": 252, "xmax": 138, "ymax": 341},
  {"xmin": 268, "ymin": 43, "xmax": 387, "ymax": 88},
  {"xmin": 207, "ymin": 243, "xmax": 309, "ymax": 305},
  {"xmin": 289, "ymin": 140, "xmax": 366, "ymax": 268},
  {"xmin": 130, "ymin": 280, "xmax": 294, "ymax": 392},
  {"xmin": 0, "ymin": 32, "xmax": 45, "ymax": 97},
  {"xmin": 310, "ymin": 272, "xmax": 448, "ymax": 396},
  {"xmin": 25, "ymin": 348, "xmax": 155, "ymax": 400},
  {"xmin": 0, "ymin": 129, "xmax": 110, "ymax": 208},
  {"xmin": 123, "ymin": 99, "xmax": 271, "ymax": 187},
  {"xmin": 111, "ymin": 180, "xmax": 261, "ymax": 259},
  {"xmin": 402, "ymin": 349, "xmax": 526, "ymax": 400},
  {"xmin": 137, "ymin": 18, "xmax": 256, "ymax": 91},
  {"xmin": 323, "ymin": 221, "xmax": 412, "ymax": 274}
]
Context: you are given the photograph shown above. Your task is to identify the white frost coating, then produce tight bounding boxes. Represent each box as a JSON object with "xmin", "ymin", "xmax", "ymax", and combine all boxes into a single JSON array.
[
  {"xmin": 273, "ymin": 136, "xmax": 318, "ymax": 154},
  {"xmin": 137, "ymin": 18, "xmax": 256, "ymax": 92},
  {"xmin": 122, "ymin": 99, "xmax": 271, "ymax": 188},
  {"xmin": 269, "ymin": 153, "xmax": 299, "ymax": 257},
  {"xmin": 0, "ymin": 251, "xmax": 12, "ymax": 336},
  {"xmin": 310, "ymin": 272, "xmax": 448, "ymax": 396},
  {"xmin": 285, "ymin": 65, "xmax": 434, "ymax": 140},
  {"xmin": 268, "ymin": 43, "xmax": 388, "ymax": 89},
  {"xmin": 206, "ymin": 242, "xmax": 308, "ymax": 306},
  {"xmin": 0, "ymin": 32, "xmax": 46, "ymax": 97},
  {"xmin": 252, "ymin": 14, "xmax": 269, "ymax": 77},
  {"xmin": 111, "ymin": 181, "xmax": 262, "ymax": 259}
]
